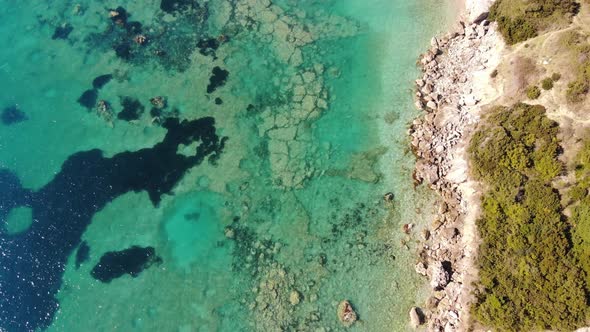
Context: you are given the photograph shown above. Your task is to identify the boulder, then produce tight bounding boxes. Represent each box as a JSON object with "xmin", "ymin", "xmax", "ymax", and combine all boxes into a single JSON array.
[
  {"xmin": 430, "ymin": 261, "xmax": 451, "ymax": 290},
  {"xmin": 409, "ymin": 306, "xmax": 425, "ymax": 328},
  {"xmin": 472, "ymin": 12, "xmax": 489, "ymax": 25}
]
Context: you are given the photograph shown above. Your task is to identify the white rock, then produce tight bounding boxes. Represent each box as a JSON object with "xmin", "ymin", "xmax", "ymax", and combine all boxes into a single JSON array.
[
  {"xmin": 430, "ymin": 261, "xmax": 450, "ymax": 290},
  {"xmin": 415, "ymin": 262, "xmax": 428, "ymax": 276}
]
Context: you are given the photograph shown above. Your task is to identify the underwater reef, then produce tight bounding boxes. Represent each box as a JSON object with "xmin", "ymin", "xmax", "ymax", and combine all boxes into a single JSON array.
[{"xmin": 0, "ymin": 117, "xmax": 226, "ymax": 331}]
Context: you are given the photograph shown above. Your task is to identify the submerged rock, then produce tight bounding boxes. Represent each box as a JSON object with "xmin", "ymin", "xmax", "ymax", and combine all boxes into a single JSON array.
[
  {"xmin": 150, "ymin": 96, "xmax": 167, "ymax": 109},
  {"xmin": 337, "ymin": 300, "xmax": 357, "ymax": 327}
]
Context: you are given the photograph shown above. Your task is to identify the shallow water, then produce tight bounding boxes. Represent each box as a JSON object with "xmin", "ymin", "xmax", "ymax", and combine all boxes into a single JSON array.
[{"xmin": 0, "ymin": 0, "xmax": 455, "ymax": 331}]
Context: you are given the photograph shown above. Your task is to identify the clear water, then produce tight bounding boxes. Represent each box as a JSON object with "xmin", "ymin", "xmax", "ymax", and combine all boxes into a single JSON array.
[{"xmin": 0, "ymin": 0, "xmax": 455, "ymax": 331}]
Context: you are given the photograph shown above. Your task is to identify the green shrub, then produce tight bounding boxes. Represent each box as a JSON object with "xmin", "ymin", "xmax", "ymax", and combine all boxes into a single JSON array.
[
  {"xmin": 570, "ymin": 185, "xmax": 588, "ymax": 201},
  {"xmin": 566, "ymin": 80, "xmax": 589, "ymax": 102},
  {"xmin": 489, "ymin": 0, "xmax": 578, "ymax": 45},
  {"xmin": 526, "ymin": 85, "xmax": 541, "ymax": 99},
  {"xmin": 490, "ymin": 69, "xmax": 498, "ymax": 78},
  {"xmin": 552, "ymin": 72, "xmax": 561, "ymax": 81},
  {"xmin": 494, "ymin": 15, "xmax": 537, "ymax": 45},
  {"xmin": 541, "ymin": 77, "xmax": 554, "ymax": 90},
  {"xmin": 469, "ymin": 103, "xmax": 588, "ymax": 331}
]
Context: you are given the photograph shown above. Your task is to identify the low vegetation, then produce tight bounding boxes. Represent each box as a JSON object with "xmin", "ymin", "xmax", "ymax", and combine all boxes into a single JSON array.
[
  {"xmin": 489, "ymin": 0, "xmax": 578, "ymax": 44},
  {"xmin": 525, "ymin": 85, "xmax": 541, "ymax": 99},
  {"xmin": 541, "ymin": 77, "xmax": 554, "ymax": 90},
  {"xmin": 558, "ymin": 30, "xmax": 590, "ymax": 102},
  {"xmin": 470, "ymin": 103, "xmax": 589, "ymax": 331},
  {"xmin": 571, "ymin": 142, "xmax": 590, "ymax": 285}
]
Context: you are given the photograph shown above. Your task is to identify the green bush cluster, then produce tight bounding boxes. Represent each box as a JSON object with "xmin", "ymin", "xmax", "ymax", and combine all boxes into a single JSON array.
[
  {"xmin": 489, "ymin": 0, "xmax": 578, "ymax": 44},
  {"xmin": 567, "ymin": 80, "xmax": 590, "ymax": 102},
  {"xmin": 525, "ymin": 85, "xmax": 541, "ymax": 99},
  {"xmin": 469, "ymin": 103, "xmax": 588, "ymax": 331},
  {"xmin": 566, "ymin": 59, "xmax": 590, "ymax": 102},
  {"xmin": 571, "ymin": 142, "xmax": 590, "ymax": 281},
  {"xmin": 541, "ymin": 77, "xmax": 554, "ymax": 90}
]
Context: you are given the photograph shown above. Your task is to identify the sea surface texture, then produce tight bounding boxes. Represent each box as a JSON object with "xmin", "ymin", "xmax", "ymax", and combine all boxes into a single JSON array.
[{"xmin": 0, "ymin": 0, "xmax": 453, "ymax": 331}]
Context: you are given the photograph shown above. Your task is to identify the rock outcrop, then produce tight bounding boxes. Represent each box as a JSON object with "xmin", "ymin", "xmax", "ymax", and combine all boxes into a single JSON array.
[{"xmin": 408, "ymin": 5, "xmax": 503, "ymax": 331}]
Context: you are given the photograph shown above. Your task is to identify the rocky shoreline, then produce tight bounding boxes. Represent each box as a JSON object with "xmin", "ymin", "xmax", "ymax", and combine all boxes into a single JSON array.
[{"xmin": 408, "ymin": 3, "xmax": 503, "ymax": 331}]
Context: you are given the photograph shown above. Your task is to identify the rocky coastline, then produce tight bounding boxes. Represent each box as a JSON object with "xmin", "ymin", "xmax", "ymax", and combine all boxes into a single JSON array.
[{"xmin": 408, "ymin": 2, "xmax": 503, "ymax": 331}]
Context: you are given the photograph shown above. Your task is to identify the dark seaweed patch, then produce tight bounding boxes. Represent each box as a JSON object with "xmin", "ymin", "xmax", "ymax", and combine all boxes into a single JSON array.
[
  {"xmin": 77, "ymin": 89, "xmax": 98, "ymax": 109},
  {"xmin": 114, "ymin": 42, "xmax": 133, "ymax": 60},
  {"xmin": 1, "ymin": 105, "xmax": 27, "ymax": 125},
  {"xmin": 75, "ymin": 241, "xmax": 90, "ymax": 269},
  {"xmin": 150, "ymin": 107, "xmax": 162, "ymax": 118},
  {"xmin": 0, "ymin": 116, "xmax": 226, "ymax": 331},
  {"xmin": 117, "ymin": 96, "xmax": 145, "ymax": 121},
  {"xmin": 126, "ymin": 21, "xmax": 143, "ymax": 35},
  {"xmin": 160, "ymin": 0, "xmax": 198, "ymax": 13},
  {"xmin": 214, "ymin": 97, "xmax": 223, "ymax": 105},
  {"xmin": 197, "ymin": 37, "xmax": 219, "ymax": 58},
  {"xmin": 184, "ymin": 212, "xmax": 201, "ymax": 220},
  {"xmin": 52, "ymin": 23, "xmax": 73, "ymax": 40},
  {"xmin": 206, "ymin": 66, "xmax": 229, "ymax": 94},
  {"xmin": 85, "ymin": 4, "xmax": 208, "ymax": 72},
  {"xmin": 92, "ymin": 74, "xmax": 113, "ymax": 89},
  {"xmin": 90, "ymin": 246, "xmax": 161, "ymax": 283}
]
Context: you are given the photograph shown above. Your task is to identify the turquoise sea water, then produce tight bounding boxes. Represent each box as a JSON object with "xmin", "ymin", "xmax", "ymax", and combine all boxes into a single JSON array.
[{"xmin": 0, "ymin": 1, "xmax": 455, "ymax": 331}]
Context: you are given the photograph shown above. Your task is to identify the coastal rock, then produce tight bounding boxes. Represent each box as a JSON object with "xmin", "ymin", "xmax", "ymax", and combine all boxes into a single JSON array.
[
  {"xmin": 430, "ymin": 261, "xmax": 450, "ymax": 290},
  {"xmin": 409, "ymin": 306, "xmax": 425, "ymax": 328},
  {"xmin": 415, "ymin": 262, "xmax": 427, "ymax": 276},
  {"xmin": 337, "ymin": 300, "xmax": 357, "ymax": 327}
]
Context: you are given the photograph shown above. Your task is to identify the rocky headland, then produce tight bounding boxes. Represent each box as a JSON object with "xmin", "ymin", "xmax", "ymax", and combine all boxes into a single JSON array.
[{"xmin": 408, "ymin": 1, "xmax": 503, "ymax": 330}]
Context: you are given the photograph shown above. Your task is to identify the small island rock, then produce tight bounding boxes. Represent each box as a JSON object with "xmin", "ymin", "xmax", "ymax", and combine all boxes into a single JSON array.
[{"xmin": 337, "ymin": 300, "xmax": 357, "ymax": 327}]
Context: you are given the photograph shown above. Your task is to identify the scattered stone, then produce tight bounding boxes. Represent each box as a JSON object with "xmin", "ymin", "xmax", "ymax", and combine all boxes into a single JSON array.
[
  {"xmin": 403, "ymin": 223, "xmax": 414, "ymax": 234},
  {"xmin": 224, "ymin": 227, "xmax": 235, "ymax": 239},
  {"xmin": 337, "ymin": 300, "xmax": 357, "ymax": 327},
  {"xmin": 150, "ymin": 96, "xmax": 167, "ymax": 109},
  {"xmin": 383, "ymin": 192, "xmax": 395, "ymax": 202},
  {"xmin": 133, "ymin": 34, "xmax": 148, "ymax": 45},
  {"xmin": 289, "ymin": 290, "xmax": 301, "ymax": 305},
  {"xmin": 96, "ymin": 100, "xmax": 114, "ymax": 124}
]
